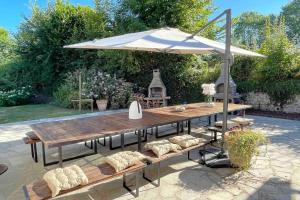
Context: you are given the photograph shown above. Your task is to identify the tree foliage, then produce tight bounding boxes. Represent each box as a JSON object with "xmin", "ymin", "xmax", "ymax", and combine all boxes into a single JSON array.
[
  {"xmin": 13, "ymin": 0, "xmax": 109, "ymax": 93},
  {"xmin": 0, "ymin": 28, "xmax": 15, "ymax": 68},
  {"xmin": 99, "ymin": 0, "xmax": 218, "ymax": 103},
  {"xmin": 233, "ymin": 12, "xmax": 268, "ymax": 49},
  {"xmin": 233, "ymin": 16, "xmax": 300, "ymax": 107},
  {"xmin": 281, "ymin": 0, "xmax": 300, "ymax": 45}
]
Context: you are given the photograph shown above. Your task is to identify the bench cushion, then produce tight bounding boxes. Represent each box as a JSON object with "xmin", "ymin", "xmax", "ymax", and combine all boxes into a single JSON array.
[
  {"xmin": 105, "ymin": 151, "xmax": 145, "ymax": 173},
  {"xmin": 169, "ymin": 134, "xmax": 203, "ymax": 148},
  {"xmin": 214, "ymin": 120, "xmax": 239, "ymax": 129},
  {"xmin": 231, "ymin": 117, "xmax": 254, "ymax": 125},
  {"xmin": 144, "ymin": 140, "xmax": 182, "ymax": 157},
  {"xmin": 43, "ymin": 165, "xmax": 88, "ymax": 197}
]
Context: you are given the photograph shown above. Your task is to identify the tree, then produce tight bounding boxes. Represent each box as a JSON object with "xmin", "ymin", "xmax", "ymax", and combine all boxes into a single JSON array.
[
  {"xmin": 0, "ymin": 28, "xmax": 15, "ymax": 68},
  {"xmin": 233, "ymin": 12, "xmax": 267, "ymax": 49},
  {"xmin": 259, "ymin": 17, "xmax": 300, "ymax": 82},
  {"xmin": 116, "ymin": 0, "xmax": 215, "ymax": 36},
  {"xmin": 281, "ymin": 0, "xmax": 300, "ymax": 45},
  {"xmin": 13, "ymin": 0, "xmax": 110, "ymax": 93},
  {"xmin": 104, "ymin": 0, "xmax": 218, "ymax": 103}
]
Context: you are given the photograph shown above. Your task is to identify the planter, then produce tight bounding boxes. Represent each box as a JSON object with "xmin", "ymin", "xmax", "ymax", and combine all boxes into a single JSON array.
[{"xmin": 96, "ymin": 99, "xmax": 108, "ymax": 111}]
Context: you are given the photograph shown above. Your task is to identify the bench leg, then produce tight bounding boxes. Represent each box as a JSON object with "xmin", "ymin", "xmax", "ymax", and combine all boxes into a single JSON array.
[
  {"xmin": 31, "ymin": 144, "xmax": 34, "ymax": 159},
  {"xmin": 142, "ymin": 162, "xmax": 160, "ymax": 187},
  {"xmin": 188, "ymin": 150, "xmax": 200, "ymax": 163},
  {"xmin": 84, "ymin": 140, "xmax": 94, "ymax": 149},
  {"xmin": 97, "ymin": 137, "xmax": 106, "ymax": 147},
  {"xmin": 123, "ymin": 171, "xmax": 141, "ymax": 197},
  {"xmin": 30, "ymin": 143, "xmax": 38, "ymax": 163},
  {"xmin": 188, "ymin": 120, "xmax": 191, "ymax": 135},
  {"xmin": 34, "ymin": 143, "xmax": 38, "ymax": 163}
]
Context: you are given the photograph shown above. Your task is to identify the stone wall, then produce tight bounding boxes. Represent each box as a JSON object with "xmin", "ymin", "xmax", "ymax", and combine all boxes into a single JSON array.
[{"xmin": 245, "ymin": 92, "xmax": 300, "ymax": 113}]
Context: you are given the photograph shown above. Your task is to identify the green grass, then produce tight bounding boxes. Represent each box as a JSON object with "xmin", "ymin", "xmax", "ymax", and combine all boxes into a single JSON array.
[{"xmin": 0, "ymin": 104, "xmax": 89, "ymax": 124}]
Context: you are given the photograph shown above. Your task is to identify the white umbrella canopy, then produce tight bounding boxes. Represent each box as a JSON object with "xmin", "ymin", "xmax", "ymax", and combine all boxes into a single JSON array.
[{"xmin": 64, "ymin": 27, "xmax": 265, "ymax": 57}]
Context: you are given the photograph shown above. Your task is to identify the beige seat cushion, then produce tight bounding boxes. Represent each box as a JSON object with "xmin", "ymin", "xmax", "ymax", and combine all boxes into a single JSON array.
[
  {"xmin": 105, "ymin": 151, "xmax": 145, "ymax": 173},
  {"xmin": 144, "ymin": 140, "xmax": 182, "ymax": 157},
  {"xmin": 43, "ymin": 165, "xmax": 88, "ymax": 198},
  {"xmin": 231, "ymin": 117, "xmax": 254, "ymax": 125},
  {"xmin": 169, "ymin": 134, "xmax": 203, "ymax": 148},
  {"xmin": 214, "ymin": 120, "xmax": 239, "ymax": 129}
]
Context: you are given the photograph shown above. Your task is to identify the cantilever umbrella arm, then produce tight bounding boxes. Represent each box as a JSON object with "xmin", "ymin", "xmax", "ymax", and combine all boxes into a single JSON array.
[{"xmin": 190, "ymin": 9, "xmax": 232, "ymax": 154}]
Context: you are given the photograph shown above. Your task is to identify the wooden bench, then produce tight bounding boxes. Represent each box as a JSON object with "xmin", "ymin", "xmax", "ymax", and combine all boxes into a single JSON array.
[
  {"xmin": 23, "ymin": 131, "xmax": 41, "ymax": 163},
  {"xmin": 23, "ymin": 161, "xmax": 146, "ymax": 200},
  {"xmin": 142, "ymin": 138, "xmax": 209, "ymax": 186}
]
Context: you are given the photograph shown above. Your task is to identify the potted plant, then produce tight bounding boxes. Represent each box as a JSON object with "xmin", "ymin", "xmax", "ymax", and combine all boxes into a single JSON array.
[
  {"xmin": 85, "ymin": 70, "xmax": 112, "ymax": 111},
  {"xmin": 93, "ymin": 78, "xmax": 109, "ymax": 111},
  {"xmin": 225, "ymin": 129, "xmax": 267, "ymax": 170}
]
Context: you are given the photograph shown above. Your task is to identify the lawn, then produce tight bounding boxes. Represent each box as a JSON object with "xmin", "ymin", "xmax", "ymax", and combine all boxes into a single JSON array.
[{"xmin": 0, "ymin": 104, "xmax": 89, "ymax": 124}]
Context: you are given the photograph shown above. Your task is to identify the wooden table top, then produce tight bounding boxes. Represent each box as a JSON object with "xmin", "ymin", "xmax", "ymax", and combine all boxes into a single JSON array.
[{"xmin": 31, "ymin": 102, "xmax": 251, "ymax": 148}]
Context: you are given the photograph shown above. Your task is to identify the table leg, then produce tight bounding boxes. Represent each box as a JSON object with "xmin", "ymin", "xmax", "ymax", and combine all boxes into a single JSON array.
[
  {"xmin": 180, "ymin": 121, "xmax": 184, "ymax": 133},
  {"xmin": 138, "ymin": 130, "xmax": 141, "ymax": 152},
  {"xmin": 91, "ymin": 101, "xmax": 93, "ymax": 112},
  {"xmin": 188, "ymin": 120, "xmax": 191, "ymax": 134},
  {"xmin": 208, "ymin": 116, "xmax": 211, "ymax": 126},
  {"xmin": 121, "ymin": 133, "xmax": 125, "ymax": 150},
  {"xmin": 58, "ymin": 146, "xmax": 63, "ymax": 168}
]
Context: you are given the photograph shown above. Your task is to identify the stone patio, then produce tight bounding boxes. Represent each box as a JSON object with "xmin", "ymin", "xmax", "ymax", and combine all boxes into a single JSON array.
[{"xmin": 0, "ymin": 114, "xmax": 299, "ymax": 200}]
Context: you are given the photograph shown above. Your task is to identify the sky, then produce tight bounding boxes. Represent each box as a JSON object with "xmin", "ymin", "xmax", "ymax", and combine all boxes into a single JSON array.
[{"xmin": 0, "ymin": 0, "xmax": 291, "ymax": 34}]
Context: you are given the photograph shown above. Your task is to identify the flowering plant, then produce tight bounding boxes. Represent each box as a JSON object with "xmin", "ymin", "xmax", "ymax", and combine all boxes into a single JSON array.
[
  {"xmin": 0, "ymin": 86, "xmax": 33, "ymax": 106},
  {"xmin": 84, "ymin": 71, "xmax": 111, "ymax": 99}
]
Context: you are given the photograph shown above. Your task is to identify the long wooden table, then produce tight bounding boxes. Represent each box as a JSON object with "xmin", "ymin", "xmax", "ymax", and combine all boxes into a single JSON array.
[{"xmin": 31, "ymin": 102, "xmax": 251, "ymax": 167}]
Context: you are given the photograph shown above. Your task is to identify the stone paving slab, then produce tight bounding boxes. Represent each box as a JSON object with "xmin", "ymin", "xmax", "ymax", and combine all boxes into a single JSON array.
[{"xmin": 0, "ymin": 115, "xmax": 299, "ymax": 200}]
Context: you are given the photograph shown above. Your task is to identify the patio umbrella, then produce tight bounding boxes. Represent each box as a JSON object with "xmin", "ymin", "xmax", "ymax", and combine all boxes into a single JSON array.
[
  {"xmin": 64, "ymin": 9, "xmax": 265, "ymax": 167},
  {"xmin": 64, "ymin": 27, "xmax": 264, "ymax": 57}
]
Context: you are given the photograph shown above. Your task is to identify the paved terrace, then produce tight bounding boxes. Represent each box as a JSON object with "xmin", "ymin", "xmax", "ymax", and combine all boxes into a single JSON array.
[{"xmin": 0, "ymin": 112, "xmax": 299, "ymax": 200}]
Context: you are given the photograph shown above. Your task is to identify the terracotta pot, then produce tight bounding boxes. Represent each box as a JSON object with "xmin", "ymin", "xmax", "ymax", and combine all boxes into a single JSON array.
[{"xmin": 96, "ymin": 99, "xmax": 108, "ymax": 111}]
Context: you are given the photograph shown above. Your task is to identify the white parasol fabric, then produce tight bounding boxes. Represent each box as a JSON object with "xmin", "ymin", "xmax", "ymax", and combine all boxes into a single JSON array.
[{"xmin": 64, "ymin": 27, "xmax": 265, "ymax": 57}]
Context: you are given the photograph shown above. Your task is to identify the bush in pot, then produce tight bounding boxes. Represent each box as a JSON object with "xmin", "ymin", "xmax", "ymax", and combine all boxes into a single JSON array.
[{"xmin": 225, "ymin": 129, "xmax": 267, "ymax": 170}]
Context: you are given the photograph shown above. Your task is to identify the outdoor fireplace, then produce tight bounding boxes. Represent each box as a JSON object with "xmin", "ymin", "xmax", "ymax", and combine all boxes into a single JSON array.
[
  {"xmin": 148, "ymin": 69, "xmax": 167, "ymax": 98},
  {"xmin": 213, "ymin": 63, "xmax": 240, "ymax": 103},
  {"xmin": 147, "ymin": 69, "xmax": 170, "ymax": 106}
]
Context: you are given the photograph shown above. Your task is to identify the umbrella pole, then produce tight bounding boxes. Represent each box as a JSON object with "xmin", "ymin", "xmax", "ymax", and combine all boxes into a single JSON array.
[
  {"xmin": 196, "ymin": 9, "xmax": 233, "ymax": 168},
  {"xmin": 79, "ymin": 72, "xmax": 82, "ymax": 112},
  {"xmin": 221, "ymin": 9, "xmax": 231, "ymax": 154}
]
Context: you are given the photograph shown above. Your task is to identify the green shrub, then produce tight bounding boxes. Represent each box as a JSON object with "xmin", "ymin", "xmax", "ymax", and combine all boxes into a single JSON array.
[
  {"xmin": 53, "ymin": 68, "xmax": 134, "ymax": 109},
  {"xmin": 0, "ymin": 86, "xmax": 33, "ymax": 106},
  {"xmin": 225, "ymin": 129, "xmax": 267, "ymax": 170},
  {"xmin": 110, "ymin": 81, "xmax": 134, "ymax": 109},
  {"xmin": 262, "ymin": 80, "xmax": 300, "ymax": 107},
  {"xmin": 53, "ymin": 84, "xmax": 78, "ymax": 108}
]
